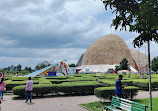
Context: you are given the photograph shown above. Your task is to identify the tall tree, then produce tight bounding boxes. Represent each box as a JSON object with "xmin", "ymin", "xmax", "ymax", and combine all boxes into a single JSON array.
[
  {"xmin": 151, "ymin": 56, "xmax": 158, "ymax": 72},
  {"xmin": 101, "ymin": 1, "xmax": 158, "ymax": 110}
]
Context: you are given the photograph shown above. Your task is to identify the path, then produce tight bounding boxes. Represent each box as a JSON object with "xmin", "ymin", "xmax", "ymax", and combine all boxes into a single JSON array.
[{"xmin": 1, "ymin": 90, "xmax": 158, "ymax": 111}]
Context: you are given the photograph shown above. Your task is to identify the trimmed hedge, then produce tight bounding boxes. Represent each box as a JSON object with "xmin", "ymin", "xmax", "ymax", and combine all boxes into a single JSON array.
[
  {"xmin": 13, "ymin": 81, "xmax": 103, "ymax": 97},
  {"xmin": 39, "ymin": 78, "xmax": 51, "ymax": 84},
  {"xmin": 6, "ymin": 80, "xmax": 39, "ymax": 91},
  {"xmin": 132, "ymin": 79, "xmax": 155, "ymax": 90},
  {"xmin": 94, "ymin": 86, "xmax": 138, "ymax": 100},
  {"xmin": 49, "ymin": 77, "xmax": 96, "ymax": 84}
]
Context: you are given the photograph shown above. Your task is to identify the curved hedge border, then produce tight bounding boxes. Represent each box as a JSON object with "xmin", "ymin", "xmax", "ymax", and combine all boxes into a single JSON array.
[
  {"xmin": 6, "ymin": 80, "xmax": 39, "ymax": 91},
  {"xmin": 94, "ymin": 86, "xmax": 138, "ymax": 100},
  {"xmin": 13, "ymin": 81, "xmax": 103, "ymax": 97}
]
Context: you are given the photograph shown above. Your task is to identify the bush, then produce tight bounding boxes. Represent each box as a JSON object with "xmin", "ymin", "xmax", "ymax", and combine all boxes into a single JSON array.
[
  {"xmin": 13, "ymin": 81, "xmax": 103, "ymax": 97},
  {"xmin": 98, "ymin": 79, "xmax": 116, "ymax": 87},
  {"xmin": 50, "ymin": 77, "xmax": 96, "ymax": 84},
  {"xmin": 132, "ymin": 79, "xmax": 155, "ymax": 90},
  {"xmin": 39, "ymin": 78, "xmax": 51, "ymax": 84},
  {"xmin": 59, "ymin": 81, "xmax": 103, "ymax": 94},
  {"xmin": 6, "ymin": 80, "xmax": 39, "ymax": 91},
  {"xmin": 94, "ymin": 86, "xmax": 138, "ymax": 100}
]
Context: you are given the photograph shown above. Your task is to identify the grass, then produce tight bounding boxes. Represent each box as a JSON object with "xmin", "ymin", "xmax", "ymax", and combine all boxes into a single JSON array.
[
  {"xmin": 80, "ymin": 97, "xmax": 158, "ymax": 111},
  {"xmin": 135, "ymin": 97, "xmax": 158, "ymax": 111},
  {"xmin": 80, "ymin": 101, "xmax": 110, "ymax": 111}
]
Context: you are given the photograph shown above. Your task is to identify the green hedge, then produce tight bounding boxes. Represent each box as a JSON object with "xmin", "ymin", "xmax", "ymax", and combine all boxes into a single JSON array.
[
  {"xmin": 13, "ymin": 81, "xmax": 103, "ymax": 97},
  {"xmin": 98, "ymin": 79, "xmax": 115, "ymax": 87},
  {"xmin": 94, "ymin": 86, "xmax": 138, "ymax": 100},
  {"xmin": 132, "ymin": 79, "xmax": 156, "ymax": 90},
  {"xmin": 6, "ymin": 80, "xmax": 39, "ymax": 91},
  {"xmin": 49, "ymin": 77, "xmax": 96, "ymax": 84},
  {"xmin": 39, "ymin": 78, "xmax": 51, "ymax": 84}
]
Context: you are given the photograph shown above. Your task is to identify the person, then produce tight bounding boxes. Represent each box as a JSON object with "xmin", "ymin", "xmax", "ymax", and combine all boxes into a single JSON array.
[
  {"xmin": 115, "ymin": 74, "xmax": 124, "ymax": 98},
  {"xmin": 0, "ymin": 78, "xmax": 6, "ymax": 103},
  {"xmin": 25, "ymin": 77, "xmax": 33, "ymax": 103}
]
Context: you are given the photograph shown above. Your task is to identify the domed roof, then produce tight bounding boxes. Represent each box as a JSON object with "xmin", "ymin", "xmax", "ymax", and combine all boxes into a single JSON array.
[
  {"xmin": 130, "ymin": 49, "xmax": 147, "ymax": 66},
  {"xmin": 81, "ymin": 34, "xmax": 136, "ymax": 68}
]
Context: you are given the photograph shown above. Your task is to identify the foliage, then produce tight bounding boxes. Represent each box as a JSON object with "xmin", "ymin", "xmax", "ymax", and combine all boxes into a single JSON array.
[
  {"xmin": 6, "ymin": 80, "xmax": 39, "ymax": 91},
  {"xmin": 17, "ymin": 64, "xmax": 22, "ymax": 71},
  {"xmin": 115, "ymin": 65, "xmax": 121, "ymax": 72},
  {"xmin": 24, "ymin": 67, "xmax": 32, "ymax": 72},
  {"xmin": 151, "ymin": 56, "xmax": 158, "ymax": 72},
  {"xmin": 115, "ymin": 58, "xmax": 130, "ymax": 71},
  {"xmin": 131, "ymin": 79, "xmax": 156, "ymax": 90},
  {"xmin": 13, "ymin": 82, "xmax": 103, "ymax": 96},
  {"xmin": 102, "ymin": 0, "xmax": 158, "ymax": 47},
  {"xmin": 35, "ymin": 61, "xmax": 51, "ymax": 70},
  {"xmin": 69, "ymin": 63, "xmax": 76, "ymax": 67},
  {"xmin": 94, "ymin": 86, "xmax": 138, "ymax": 100},
  {"xmin": 120, "ymin": 58, "xmax": 130, "ymax": 70},
  {"xmin": 39, "ymin": 78, "xmax": 52, "ymax": 84}
]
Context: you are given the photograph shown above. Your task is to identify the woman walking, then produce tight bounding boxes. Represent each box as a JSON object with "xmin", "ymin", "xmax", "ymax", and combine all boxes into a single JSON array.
[{"xmin": 0, "ymin": 78, "xmax": 6, "ymax": 103}]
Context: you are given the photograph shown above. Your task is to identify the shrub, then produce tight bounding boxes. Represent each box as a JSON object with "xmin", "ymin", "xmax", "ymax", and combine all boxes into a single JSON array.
[
  {"xmin": 132, "ymin": 79, "xmax": 155, "ymax": 90},
  {"xmin": 13, "ymin": 84, "xmax": 59, "ymax": 97},
  {"xmin": 6, "ymin": 80, "xmax": 39, "ymax": 91},
  {"xmin": 98, "ymin": 79, "xmax": 115, "ymax": 87},
  {"xmin": 39, "ymin": 78, "xmax": 51, "ymax": 84},
  {"xmin": 59, "ymin": 81, "xmax": 103, "ymax": 94},
  {"xmin": 94, "ymin": 86, "xmax": 138, "ymax": 100},
  {"xmin": 13, "ymin": 81, "xmax": 103, "ymax": 97},
  {"xmin": 121, "ymin": 80, "xmax": 133, "ymax": 86},
  {"xmin": 50, "ymin": 77, "xmax": 96, "ymax": 84}
]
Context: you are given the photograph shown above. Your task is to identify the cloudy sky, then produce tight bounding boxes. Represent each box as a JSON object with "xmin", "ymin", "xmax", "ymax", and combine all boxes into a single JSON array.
[{"xmin": 0, "ymin": 0, "xmax": 157, "ymax": 69}]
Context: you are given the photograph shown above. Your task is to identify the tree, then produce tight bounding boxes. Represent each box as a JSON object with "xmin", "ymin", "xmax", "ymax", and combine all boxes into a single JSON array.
[
  {"xmin": 102, "ymin": 0, "xmax": 158, "ymax": 47},
  {"xmin": 17, "ymin": 64, "xmax": 22, "ymax": 71},
  {"xmin": 115, "ymin": 58, "xmax": 130, "ymax": 71},
  {"xmin": 25, "ymin": 67, "xmax": 32, "ymax": 72},
  {"xmin": 69, "ymin": 63, "xmax": 76, "ymax": 67},
  {"xmin": 35, "ymin": 61, "xmax": 51, "ymax": 70},
  {"xmin": 115, "ymin": 65, "xmax": 121, "ymax": 72},
  {"xmin": 151, "ymin": 56, "xmax": 158, "ymax": 72},
  {"xmin": 101, "ymin": 1, "xmax": 158, "ymax": 110},
  {"xmin": 27, "ymin": 67, "xmax": 32, "ymax": 72},
  {"xmin": 120, "ymin": 58, "xmax": 130, "ymax": 70}
]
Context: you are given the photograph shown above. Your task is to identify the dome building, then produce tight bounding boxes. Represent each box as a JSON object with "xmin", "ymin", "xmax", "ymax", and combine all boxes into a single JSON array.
[{"xmin": 77, "ymin": 34, "xmax": 147, "ymax": 73}]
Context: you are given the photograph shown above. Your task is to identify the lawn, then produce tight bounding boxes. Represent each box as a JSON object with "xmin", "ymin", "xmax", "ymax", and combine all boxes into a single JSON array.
[{"xmin": 80, "ymin": 97, "xmax": 158, "ymax": 111}]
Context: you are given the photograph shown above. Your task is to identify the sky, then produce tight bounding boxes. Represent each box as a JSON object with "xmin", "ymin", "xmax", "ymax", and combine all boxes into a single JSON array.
[{"xmin": 0, "ymin": 0, "xmax": 158, "ymax": 69}]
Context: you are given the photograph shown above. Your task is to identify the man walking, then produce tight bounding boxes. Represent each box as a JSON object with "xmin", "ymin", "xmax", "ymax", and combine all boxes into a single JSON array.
[
  {"xmin": 25, "ymin": 77, "xmax": 33, "ymax": 103},
  {"xmin": 115, "ymin": 74, "xmax": 124, "ymax": 98}
]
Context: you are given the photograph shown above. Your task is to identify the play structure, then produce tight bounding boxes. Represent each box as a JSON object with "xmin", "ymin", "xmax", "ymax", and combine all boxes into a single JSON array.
[{"xmin": 24, "ymin": 60, "xmax": 71, "ymax": 77}]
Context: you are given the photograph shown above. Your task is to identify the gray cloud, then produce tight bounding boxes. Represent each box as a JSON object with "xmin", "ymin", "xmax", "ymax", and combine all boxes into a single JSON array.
[{"xmin": 0, "ymin": 0, "xmax": 157, "ymax": 68}]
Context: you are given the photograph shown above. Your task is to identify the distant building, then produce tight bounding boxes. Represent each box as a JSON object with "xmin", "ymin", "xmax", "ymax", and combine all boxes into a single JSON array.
[{"xmin": 76, "ymin": 34, "xmax": 147, "ymax": 73}]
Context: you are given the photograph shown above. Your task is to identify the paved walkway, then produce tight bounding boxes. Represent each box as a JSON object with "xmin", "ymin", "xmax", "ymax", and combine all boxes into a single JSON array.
[{"xmin": 1, "ymin": 91, "xmax": 158, "ymax": 111}]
